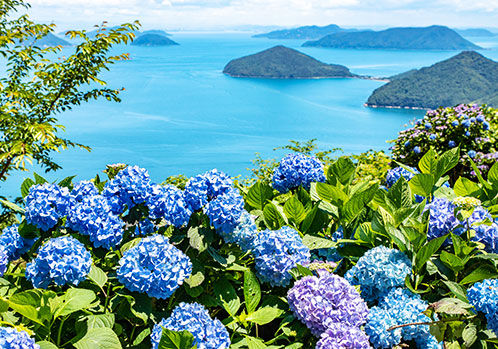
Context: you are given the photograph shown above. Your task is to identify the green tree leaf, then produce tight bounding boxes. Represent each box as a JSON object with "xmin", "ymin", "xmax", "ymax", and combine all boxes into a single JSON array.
[
  {"xmin": 73, "ymin": 328, "xmax": 122, "ymax": 349},
  {"xmin": 244, "ymin": 270, "xmax": 261, "ymax": 314}
]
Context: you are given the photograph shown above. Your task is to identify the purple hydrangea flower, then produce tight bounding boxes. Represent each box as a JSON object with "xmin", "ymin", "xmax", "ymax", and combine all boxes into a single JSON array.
[
  {"xmin": 386, "ymin": 166, "xmax": 418, "ymax": 188},
  {"xmin": 427, "ymin": 198, "xmax": 459, "ymax": 242},
  {"xmin": 287, "ymin": 273, "xmax": 368, "ymax": 336},
  {"xmin": 272, "ymin": 153, "xmax": 325, "ymax": 193},
  {"xmin": 316, "ymin": 322, "xmax": 370, "ymax": 349}
]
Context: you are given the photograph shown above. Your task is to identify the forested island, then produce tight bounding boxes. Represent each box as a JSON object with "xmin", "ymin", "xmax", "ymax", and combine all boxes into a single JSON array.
[
  {"xmin": 303, "ymin": 26, "xmax": 481, "ymax": 50},
  {"xmin": 131, "ymin": 34, "xmax": 179, "ymax": 46},
  {"xmin": 455, "ymin": 28, "xmax": 496, "ymax": 37},
  {"xmin": 253, "ymin": 24, "xmax": 355, "ymax": 40},
  {"xmin": 366, "ymin": 51, "xmax": 498, "ymax": 109},
  {"xmin": 223, "ymin": 45, "xmax": 354, "ymax": 79}
]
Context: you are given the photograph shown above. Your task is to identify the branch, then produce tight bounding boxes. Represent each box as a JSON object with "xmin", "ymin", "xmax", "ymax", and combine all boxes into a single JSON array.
[{"xmin": 0, "ymin": 156, "xmax": 13, "ymax": 181}]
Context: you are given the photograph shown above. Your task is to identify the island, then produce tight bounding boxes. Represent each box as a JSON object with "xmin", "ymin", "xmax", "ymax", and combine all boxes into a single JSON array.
[
  {"xmin": 253, "ymin": 24, "xmax": 354, "ymax": 40},
  {"xmin": 29, "ymin": 33, "xmax": 71, "ymax": 47},
  {"xmin": 303, "ymin": 26, "xmax": 481, "ymax": 50},
  {"xmin": 139, "ymin": 30, "xmax": 171, "ymax": 37},
  {"xmin": 455, "ymin": 28, "xmax": 496, "ymax": 37},
  {"xmin": 131, "ymin": 34, "xmax": 179, "ymax": 46},
  {"xmin": 365, "ymin": 51, "xmax": 498, "ymax": 109},
  {"xmin": 223, "ymin": 45, "xmax": 355, "ymax": 79}
]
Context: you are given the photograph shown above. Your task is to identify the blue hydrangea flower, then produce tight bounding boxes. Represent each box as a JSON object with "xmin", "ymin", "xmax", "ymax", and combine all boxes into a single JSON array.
[
  {"xmin": 218, "ymin": 210, "xmax": 258, "ymax": 251},
  {"xmin": 345, "ymin": 246, "xmax": 412, "ymax": 302},
  {"xmin": 465, "ymin": 131, "xmax": 471, "ymax": 137},
  {"xmin": 462, "ymin": 119, "xmax": 471, "ymax": 128},
  {"xmin": 385, "ymin": 166, "xmax": 418, "ymax": 188},
  {"xmin": 467, "ymin": 279, "xmax": 498, "ymax": 334},
  {"xmin": 427, "ymin": 198, "xmax": 459, "ymax": 242},
  {"xmin": 252, "ymin": 226, "xmax": 310, "ymax": 287},
  {"xmin": 103, "ymin": 166, "xmax": 152, "ymax": 214},
  {"xmin": 448, "ymin": 140, "xmax": 456, "ymax": 148},
  {"xmin": 0, "ymin": 248, "xmax": 8, "ymax": 277},
  {"xmin": 404, "ymin": 141, "xmax": 410, "ymax": 147},
  {"xmin": 134, "ymin": 219, "xmax": 156, "ymax": 236},
  {"xmin": 117, "ymin": 234, "xmax": 192, "ymax": 299},
  {"xmin": 429, "ymin": 134, "xmax": 437, "ymax": 140},
  {"xmin": 365, "ymin": 288, "xmax": 441, "ymax": 348},
  {"xmin": 272, "ymin": 153, "xmax": 325, "ymax": 193},
  {"xmin": 151, "ymin": 302, "xmax": 230, "ymax": 349},
  {"xmin": 315, "ymin": 227, "xmax": 344, "ymax": 262},
  {"xmin": 25, "ymin": 236, "xmax": 91, "ymax": 288},
  {"xmin": 483, "ymin": 121, "xmax": 490, "ymax": 130},
  {"xmin": 183, "ymin": 169, "xmax": 233, "ymax": 212},
  {"xmin": 451, "ymin": 120, "xmax": 459, "ymax": 126},
  {"xmin": 66, "ymin": 195, "xmax": 124, "ymax": 249},
  {"xmin": 147, "ymin": 184, "xmax": 191, "ymax": 227},
  {"xmin": 70, "ymin": 180, "xmax": 99, "ymax": 202},
  {"xmin": 425, "ymin": 123, "xmax": 432, "ymax": 130},
  {"xmin": 287, "ymin": 273, "xmax": 368, "ymax": 336},
  {"xmin": 203, "ymin": 188, "xmax": 244, "ymax": 234},
  {"xmin": 468, "ymin": 150, "xmax": 477, "ymax": 158},
  {"xmin": 25, "ymin": 183, "xmax": 71, "ymax": 231},
  {"xmin": 0, "ymin": 327, "xmax": 39, "ymax": 349},
  {"xmin": 458, "ymin": 207, "xmax": 498, "ymax": 253},
  {"xmin": 316, "ymin": 322, "xmax": 370, "ymax": 349},
  {"xmin": 0, "ymin": 225, "xmax": 36, "ymax": 260},
  {"xmin": 477, "ymin": 115, "xmax": 485, "ymax": 122},
  {"xmin": 413, "ymin": 146, "xmax": 421, "ymax": 154}
]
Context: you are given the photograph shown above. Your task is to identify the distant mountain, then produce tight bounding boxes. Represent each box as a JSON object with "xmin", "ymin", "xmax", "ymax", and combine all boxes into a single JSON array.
[
  {"xmin": 303, "ymin": 26, "xmax": 481, "ymax": 50},
  {"xmin": 131, "ymin": 34, "xmax": 179, "ymax": 46},
  {"xmin": 455, "ymin": 28, "xmax": 496, "ymax": 37},
  {"xmin": 139, "ymin": 30, "xmax": 170, "ymax": 37},
  {"xmin": 366, "ymin": 51, "xmax": 498, "ymax": 109},
  {"xmin": 61, "ymin": 27, "xmax": 170, "ymax": 39},
  {"xmin": 25, "ymin": 33, "xmax": 71, "ymax": 47},
  {"xmin": 223, "ymin": 45, "xmax": 354, "ymax": 79},
  {"xmin": 253, "ymin": 24, "xmax": 354, "ymax": 40}
]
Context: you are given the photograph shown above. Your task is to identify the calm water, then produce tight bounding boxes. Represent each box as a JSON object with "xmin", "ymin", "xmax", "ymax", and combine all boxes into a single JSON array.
[{"xmin": 3, "ymin": 33, "xmax": 498, "ymax": 197}]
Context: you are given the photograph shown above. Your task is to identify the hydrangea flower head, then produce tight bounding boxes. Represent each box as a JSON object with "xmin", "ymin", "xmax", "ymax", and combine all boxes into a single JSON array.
[
  {"xmin": 0, "ymin": 327, "xmax": 39, "ymax": 349},
  {"xmin": 287, "ymin": 273, "xmax": 368, "ymax": 336},
  {"xmin": 134, "ymin": 219, "xmax": 156, "ymax": 236},
  {"xmin": 385, "ymin": 166, "xmax": 418, "ymax": 188},
  {"xmin": 272, "ymin": 153, "xmax": 325, "ymax": 193},
  {"xmin": 0, "ymin": 225, "xmax": 36, "ymax": 261},
  {"xmin": 103, "ymin": 165, "xmax": 152, "ymax": 213},
  {"xmin": 252, "ymin": 226, "xmax": 310, "ymax": 287},
  {"xmin": 25, "ymin": 183, "xmax": 71, "ymax": 231},
  {"xmin": 183, "ymin": 169, "xmax": 233, "ymax": 211},
  {"xmin": 316, "ymin": 322, "xmax": 370, "ymax": 349},
  {"xmin": 218, "ymin": 210, "xmax": 258, "ymax": 251},
  {"xmin": 467, "ymin": 279, "xmax": 498, "ymax": 334},
  {"xmin": 413, "ymin": 146, "xmax": 421, "ymax": 154},
  {"xmin": 427, "ymin": 197, "xmax": 459, "ymax": 241},
  {"xmin": 459, "ymin": 207, "xmax": 498, "ymax": 253},
  {"xmin": 203, "ymin": 188, "xmax": 244, "ymax": 234},
  {"xmin": 147, "ymin": 184, "xmax": 191, "ymax": 227},
  {"xmin": 151, "ymin": 302, "xmax": 230, "ymax": 349},
  {"xmin": 345, "ymin": 246, "xmax": 412, "ymax": 302},
  {"xmin": 117, "ymin": 234, "xmax": 192, "ymax": 299},
  {"xmin": 452, "ymin": 196, "xmax": 481, "ymax": 210},
  {"xmin": 66, "ymin": 194, "xmax": 124, "ymax": 249},
  {"xmin": 0, "ymin": 248, "xmax": 8, "ymax": 277},
  {"xmin": 25, "ymin": 236, "xmax": 91, "ymax": 288},
  {"xmin": 70, "ymin": 180, "xmax": 99, "ymax": 202}
]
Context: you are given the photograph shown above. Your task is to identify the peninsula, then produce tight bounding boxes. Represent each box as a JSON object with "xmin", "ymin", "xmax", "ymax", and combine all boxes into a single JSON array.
[{"xmin": 253, "ymin": 24, "xmax": 354, "ymax": 40}]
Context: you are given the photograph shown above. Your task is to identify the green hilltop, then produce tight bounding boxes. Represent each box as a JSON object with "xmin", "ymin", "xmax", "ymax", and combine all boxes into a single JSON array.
[
  {"xmin": 303, "ymin": 26, "xmax": 481, "ymax": 50},
  {"xmin": 223, "ymin": 45, "xmax": 354, "ymax": 79},
  {"xmin": 253, "ymin": 24, "xmax": 354, "ymax": 40},
  {"xmin": 131, "ymin": 34, "xmax": 179, "ymax": 46},
  {"xmin": 366, "ymin": 51, "xmax": 498, "ymax": 109}
]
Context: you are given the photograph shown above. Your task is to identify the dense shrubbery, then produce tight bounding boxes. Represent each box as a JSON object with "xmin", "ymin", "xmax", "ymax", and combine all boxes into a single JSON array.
[{"xmin": 1, "ymin": 144, "xmax": 498, "ymax": 348}]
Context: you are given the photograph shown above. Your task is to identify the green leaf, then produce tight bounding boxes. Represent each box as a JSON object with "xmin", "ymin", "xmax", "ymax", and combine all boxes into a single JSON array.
[
  {"xmin": 88, "ymin": 265, "xmax": 108, "ymax": 290},
  {"xmin": 263, "ymin": 202, "xmax": 285, "ymax": 230},
  {"xmin": 302, "ymin": 235, "xmax": 335, "ymax": 250},
  {"xmin": 185, "ymin": 271, "xmax": 205, "ymax": 288},
  {"xmin": 313, "ymin": 182, "xmax": 348, "ymax": 205},
  {"xmin": 187, "ymin": 227, "xmax": 208, "ymax": 252},
  {"xmin": 328, "ymin": 157, "xmax": 356, "ymax": 185},
  {"xmin": 488, "ymin": 162, "xmax": 498, "ymax": 186},
  {"xmin": 0, "ymin": 199, "xmax": 25, "ymax": 213},
  {"xmin": 246, "ymin": 182, "xmax": 274, "ymax": 210},
  {"xmin": 462, "ymin": 323, "xmax": 477, "ymax": 347},
  {"xmin": 342, "ymin": 183, "xmax": 377, "ymax": 223},
  {"xmin": 283, "ymin": 196, "xmax": 307, "ymax": 225},
  {"xmin": 409, "ymin": 173, "xmax": 434, "ymax": 197},
  {"xmin": 454, "ymin": 177, "xmax": 480, "ymax": 197},
  {"xmin": 213, "ymin": 277, "xmax": 240, "ymax": 317},
  {"xmin": 37, "ymin": 342, "xmax": 59, "ymax": 349},
  {"xmin": 133, "ymin": 328, "xmax": 151, "ymax": 346},
  {"xmin": 460, "ymin": 265, "xmax": 498, "ymax": 284},
  {"xmin": 440, "ymin": 251, "xmax": 466, "ymax": 273},
  {"xmin": 58, "ymin": 175, "xmax": 76, "ymax": 189},
  {"xmin": 73, "ymin": 328, "xmax": 122, "ymax": 349},
  {"xmin": 33, "ymin": 172, "xmax": 48, "ymax": 184},
  {"xmin": 387, "ymin": 176, "xmax": 412, "ymax": 209},
  {"xmin": 245, "ymin": 336, "xmax": 268, "ymax": 349},
  {"xmin": 442, "ymin": 281, "xmax": 468, "ymax": 302},
  {"xmin": 54, "ymin": 288, "xmax": 96, "ymax": 318},
  {"xmin": 86, "ymin": 314, "xmax": 115, "ymax": 329},
  {"xmin": 246, "ymin": 307, "xmax": 283, "ymax": 325},
  {"xmin": 8, "ymin": 289, "xmax": 54, "ymax": 325},
  {"xmin": 244, "ymin": 270, "xmax": 261, "ymax": 314},
  {"xmin": 419, "ymin": 148, "xmax": 437, "ymax": 175},
  {"xmin": 414, "ymin": 235, "xmax": 448, "ymax": 272},
  {"xmin": 435, "ymin": 147, "xmax": 460, "ymax": 180},
  {"xmin": 157, "ymin": 328, "xmax": 195, "ymax": 349},
  {"xmin": 432, "ymin": 298, "xmax": 472, "ymax": 315},
  {"xmin": 21, "ymin": 178, "xmax": 35, "ymax": 198}
]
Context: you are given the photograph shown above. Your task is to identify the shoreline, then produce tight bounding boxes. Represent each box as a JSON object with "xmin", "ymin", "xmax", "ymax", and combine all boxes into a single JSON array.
[
  {"xmin": 223, "ymin": 72, "xmax": 389, "ymax": 82},
  {"xmin": 364, "ymin": 103, "xmax": 430, "ymax": 110}
]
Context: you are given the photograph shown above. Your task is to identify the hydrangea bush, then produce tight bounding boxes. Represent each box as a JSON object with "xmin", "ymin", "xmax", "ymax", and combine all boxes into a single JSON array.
[{"xmin": 1, "ymin": 143, "xmax": 498, "ymax": 348}]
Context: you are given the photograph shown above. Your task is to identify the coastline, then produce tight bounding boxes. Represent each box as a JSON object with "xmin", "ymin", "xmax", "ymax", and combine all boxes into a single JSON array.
[
  {"xmin": 223, "ymin": 72, "xmax": 389, "ymax": 82},
  {"xmin": 364, "ymin": 103, "xmax": 430, "ymax": 110}
]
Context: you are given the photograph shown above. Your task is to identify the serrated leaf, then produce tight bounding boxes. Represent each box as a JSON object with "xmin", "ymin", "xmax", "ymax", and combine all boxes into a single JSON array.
[
  {"xmin": 454, "ymin": 177, "xmax": 480, "ymax": 197},
  {"xmin": 263, "ymin": 202, "xmax": 285, "ymax": 230},
  {"xmin": 86, "ymin": 314, "xmax": 115, "ymax": 329},
  {"xmin": 21, "ymin": 178, "xmax": 35, "ymax": 198},
  {"xmin": 33, "ymin": 172, "xmax": 48, "ymax": 184},
  {"xmin": 73, "ymin": 328, "xmax": 122, "ymax": 349},
  {"xmin": 88, "ymin": 265, "xmax": 108, "ymax": 290},
  {"xmin": 37, "ymin": 342, "xmax": 59, "ymax": 349},
  {"xmin": 461, "ymin": 265, "xmax": 498, "ymax": 284},
  {"xmin": 283, "ymin": 196, "xmax": 307, "ymax": 225},
  {"xmin": 244, "ymin": 270, "xmax": 261, "ymax": 314},
  {"xmin": 302, "ymin": 235, "xmax": 335, "ymax": 250},
  {"xmin": 409, "ymin": 173, "xmax": 434, "ymax": 197},
  {"xmin": 328, "ymin": 157, "xmax": 356, "ymax": 185},
  {"xmin": 414, "ymin": 235, "xmax": 448, "ymax": 272},
  {"xmin": 419, "ymin": 148, "xmax": 437, "ymax": 175},
  {"xmin": 54, "ymin": 288, "xmax": 96, "ymax": 318},
  {"xmin": 157, "ymin": 328, "xmax": 195, "ymax": 349},
  {"xmin": 435, "ymin": 147, "xmax": 460, "ymax": 180},
  {"xmin": 246, "ymin": 307, "xmax": 283, "ymax": 325},
  {"xmin": 213, "ymin": 277, "xmax": 240, "ymax": 317},
  {"xmin": 246, "ymin": 182, "xmax": 274, "ymax": 210}
]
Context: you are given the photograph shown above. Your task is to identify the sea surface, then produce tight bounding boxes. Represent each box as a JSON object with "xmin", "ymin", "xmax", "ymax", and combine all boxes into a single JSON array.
[{"xmin": 3, "ymin": 33, "xmax": 498, "ymax": 197}]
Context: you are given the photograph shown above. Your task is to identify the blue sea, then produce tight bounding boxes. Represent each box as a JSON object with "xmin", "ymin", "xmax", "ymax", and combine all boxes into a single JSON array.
[{"xmin": 3, "ymin": 33, "xmax": 498, "ymax": 197}]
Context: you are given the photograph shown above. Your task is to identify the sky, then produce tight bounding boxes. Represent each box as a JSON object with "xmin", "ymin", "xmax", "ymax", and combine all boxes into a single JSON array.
[{"xmin": 25, "ymin": 0, "xmax": 498, "ymax": 32}]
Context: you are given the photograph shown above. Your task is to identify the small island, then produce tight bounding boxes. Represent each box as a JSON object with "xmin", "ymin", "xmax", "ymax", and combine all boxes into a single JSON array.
[
  {"xmin": 365, "ymin": 51, "xmax": 498, "ymax": 109},
  {"xmin": 455, "ymin": 28, "xmax": 496, "ymax": 37},
  {"xmin": 28, "ymin": 33, "xmax": 71, "ymax": 47},
  {"xmin": 223, "ymin": 45, "xmax": 355, "ymax": 79},
  {"xmin": 303, "ymin": 26, "xmax": 481, "ymax": 50},
  {"xmin": 131, "ymin": 34, "xmax": 179, "ymax": 47},
  {"xmin": 253, "ymin": 24, "xmax": 354, "ymax": 40}
]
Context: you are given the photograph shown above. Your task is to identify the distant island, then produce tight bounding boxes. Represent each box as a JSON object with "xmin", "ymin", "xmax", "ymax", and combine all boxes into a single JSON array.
[
  {"xmin": 455, "ymin": 28, "xmax": 496, "ymax": 37},
  {"xmin": 366, "ymin": 51, "xmax": 498, "ymax": 109},
  {"xmin": 303, "ymin": 26, "xmax": 481, "ymax": 50},
  {"xmin": 26, "ymin": 33, "xmax": 71, "ymax": 47},
  {"xmin": 131, "ymin": 34, "xmax": 179, "ymax": 47},
  {"xmin": 139, "ymin": 30, "xmax": 171, "ymax": 37},
  {"xmin": 223, "ymin": 45, "xmax": 355, "ymax": 79},
  {"xmin": 253, "ymin": 24, "xmax": 355, "ymax": 40}
]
